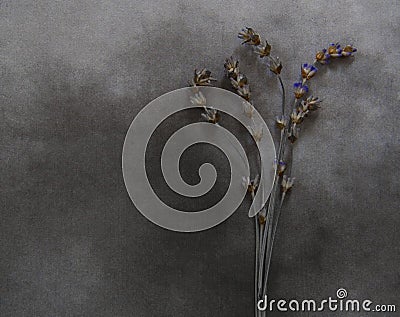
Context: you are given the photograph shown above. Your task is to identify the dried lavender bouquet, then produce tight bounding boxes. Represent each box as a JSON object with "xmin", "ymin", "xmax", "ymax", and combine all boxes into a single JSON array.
[{"xmin": 189, "ymin": 27, "xmax": 357, "ymax": 316}]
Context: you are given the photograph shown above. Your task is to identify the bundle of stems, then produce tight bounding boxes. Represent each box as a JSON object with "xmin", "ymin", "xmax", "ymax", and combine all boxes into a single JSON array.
[{"xmin": 189, "ymin": 28, "xmax": 356, "ymax": 316}]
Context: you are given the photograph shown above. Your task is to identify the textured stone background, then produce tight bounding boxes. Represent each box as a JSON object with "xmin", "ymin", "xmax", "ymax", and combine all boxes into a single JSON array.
[{"xmin": 1, "ymin": 0, "xmax": 399, "ymax": 316}]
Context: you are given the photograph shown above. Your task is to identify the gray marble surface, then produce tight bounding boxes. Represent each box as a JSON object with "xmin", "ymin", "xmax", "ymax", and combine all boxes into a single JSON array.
[{"xmin": 1, "ymin": 0, "xmax": 399, "ymax": 316}]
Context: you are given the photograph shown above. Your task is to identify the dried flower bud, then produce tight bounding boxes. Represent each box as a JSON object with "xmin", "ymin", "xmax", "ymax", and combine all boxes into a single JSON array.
[
  {"xmin": 327, "ymin": 42, "xmax": 342, "ymax": 57},
  {"xmin": 301, "ymin": 63, "xmax": 318, "ymax": 80},
  {"xmin": 268, "ymin": 57, "xmax": 282, "ymax": 75},
  {"xmin": 238, "ymin": 85, "xmax": 251, "ymax": 101},
  {"xmin": 258, "ymin": 215, "xmax": 266, "ymax": 225},
  {"xmin": 276, "ymin": 160, "xmax": 287, "ymax": 176},
  {"xmin": 341, "ymin": 44, "xmax": 357, "ymax": 57},
  {"xmin": 231, "ymin": 78, "xmax": 251, "ymax": 101},
  {"xmin": 315, "ymin": 49, "xmax": 330, "ymax": 64},
  {"xmin": 238, "ymin": 27, "xmax": 261, "ymax": 46},
  {"xmin": 236, "ymin": 73, "xmax": 248, "ymax": 87},
  {"xmin": 192, "ymin": 68, "xmax": 216, "ymax": 86},
  {"xmin": 281, "ymin": 175, "xmax": 295, "ymax": 193},
  {"xmin": 255, "ymin": 40, "xmax": 272, "ymax": 58},
  {"xmin": 275, "ymin": 115, "xmax": 288, "ymax": 130},
  {"xmin": 224, "ymin": 57, "xmax": 239, "ymax": 79},
  {"xmin": 190, "ymin": 91, "xmax": 207, "ymax": 107},
  {"xmin": 301, "ymin": 96, "xmax": 321, "ymax": 112},
  {"xmin": 201, "ymin": 108, "xmax": 220, "ymax": 124},
  {"xmin": 290, "ymin": 108, "xmax": 307, "ymax": 124},
  {"xmin": 293, "ymin": 82, "xmax": 309, "ymax": 99}
]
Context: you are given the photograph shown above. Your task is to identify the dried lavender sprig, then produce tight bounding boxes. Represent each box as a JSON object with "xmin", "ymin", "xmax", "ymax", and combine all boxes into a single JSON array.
[
  {"xmin": 261, "ymin": 74, "xmax": 316, "ymax": 298},
  {"xmin": 262, "ymin": 45, "xmax": 357, "ymax": 298},
  {"xmin": 260, "ymin": 63, "xmax": 317, "ymax": 297},
  {"xmin": 236, "ymin": 28, "xmax": 291, "ymax": 299},
  {"xmin": 285, "ymin": 45, "xmax": 355, "ymax": 168},
  {"xmin": 235, "ymin": 28, "xmax": 289, "ymax": 303},
  {"xmin": 252, "ymin": 42, "xmax": 306, "ymax": 299}
]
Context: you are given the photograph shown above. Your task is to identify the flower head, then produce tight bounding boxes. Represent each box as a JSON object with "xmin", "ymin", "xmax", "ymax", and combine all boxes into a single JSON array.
[
  {"xmin": 192, "ymin": 68, "xmax": 216, "ymax": 86},
  {"xmin": 276, "ymin": 160, "xmax": 287, "ymax": 176},
  {"xmin": 268, "ymin": 57, "xmax": 282, "ymax": 75},
  {"xmin": 255, "ymin": 40, "xmax": 271, "ymax": 58},
  {"xmin": 315, "ymin": 49, "xmax": 330, "ymax": 64},
  {"xmin": 238, "ymin": 85, "xmax": 251, "ymax": 101},
  {"xmin": 281, "ymin": 175, "xmax": 295, "ymax": 193},
  {"xmin": 243, "ymin": 101, "xmax": 255, "ymax": 118},
  {"xmin": 341, "ymin": 44, "xmax": 357, "ymax": 57},
  {"xmin": 224, "ymin": 57, "xmax": 239, "ymax": 79},
  {"xmin": 290, "ymin": 108, "xmax": 307, "ymax": 124},
  {"xmin": 202, "ymin": 107, "xmax": 220, "ymax": 124},
  {"xmin": 231, "ymin": 77, "xmax": 251, "ymax": 101},
  {"xmin": 300, "ymin": 96, "xmax": 321, "ymax": 112},
  {"xmin": 293, "ymin": 82, "xmax": 309, "ymax": 99},
  {"xmin": 190, "ymin": 91, "xmax": 207, "ymax": 107},
  {"xmin": 301, "ymin": 63, "xmax": 318, "ymax": 80},
  {"xmin": 238, "ymin": 27, "xmax": 261, "ymax": 46},
  {"xmin": 236, "ymin": 73, "xmax": 248, "ymax": 87},
  {"xmin": 327, "ymin": 43, "xmax": 342, "ymax": 58},
  {"xmin": 275, "ymin": 115, "xmax": 287, "ymax": 130}
]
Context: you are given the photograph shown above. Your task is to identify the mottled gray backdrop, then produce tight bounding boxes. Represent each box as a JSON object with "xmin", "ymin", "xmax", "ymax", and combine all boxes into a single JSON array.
[{"xmin": 1, "ymin": 0, "xmax": 399, "ymax": 316}]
